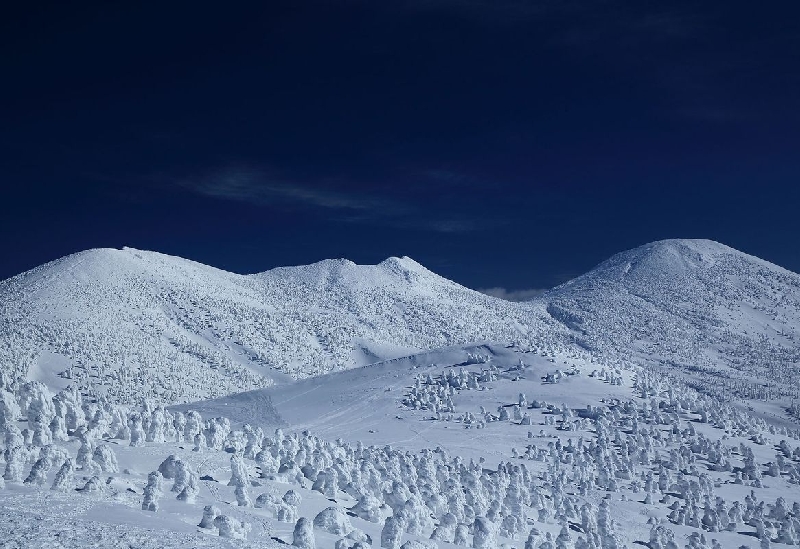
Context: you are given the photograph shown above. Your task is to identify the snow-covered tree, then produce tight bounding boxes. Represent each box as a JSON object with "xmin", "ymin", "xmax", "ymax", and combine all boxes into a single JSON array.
[
  {"xmin": 142, "ymin": 471, "xmax": 163, "ymax": 512},
  {"xmin": 293, "ymin": 517, "xmax": 316, "ymax": 549},
  {"xmin": 51, "ymin": 457, "xmax": 75, "ymax": 491},
  {"xmin": 314, "ymin": 506, "xmax": 352, "ymax": 536},
  {"xmin": 199, "ymin": 505, "xmax": 220, "ymax": 528}
]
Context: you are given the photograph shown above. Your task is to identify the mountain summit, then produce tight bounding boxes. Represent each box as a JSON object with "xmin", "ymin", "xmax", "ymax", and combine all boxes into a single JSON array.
[
  {"xmin": 540, "ymin": 239, "xmax": 800, "ymax": 402},
  {"xmin": 0, "ymin": 248, "xmax": 546, "ymax": 404}
]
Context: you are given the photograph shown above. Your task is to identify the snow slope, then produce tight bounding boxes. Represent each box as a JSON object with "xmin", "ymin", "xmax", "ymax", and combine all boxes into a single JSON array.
[
  {"xmin": 0, "ymin": 248, "xmax": 560, "ymax": 405},
  {"xmin": 536, "ymin": 239, "xmax": 800, "ymax": 408}
]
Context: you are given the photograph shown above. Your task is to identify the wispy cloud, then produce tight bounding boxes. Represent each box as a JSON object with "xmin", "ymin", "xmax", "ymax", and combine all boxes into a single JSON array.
[
  {"xmin": 477, "ymin": 287, "xmax": 546, "ymax": 301},
  {"xmin": 179, "ymin": 168, "xmax": 390, "ymax": 212},
  {"xmin": 174, "ymin": 166, "xmax": 479, "ymax": 233}
]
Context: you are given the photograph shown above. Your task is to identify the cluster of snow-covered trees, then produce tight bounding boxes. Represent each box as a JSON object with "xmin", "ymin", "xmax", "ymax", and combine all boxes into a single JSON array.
[{"xmin": 4, "ymin": 349, "xmax": 800, "ymax": 547}]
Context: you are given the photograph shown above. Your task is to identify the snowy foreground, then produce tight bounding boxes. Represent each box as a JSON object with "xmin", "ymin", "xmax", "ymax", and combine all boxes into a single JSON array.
[{"xmin": 1, "ymin": 240, "xmax": 800, "ymax": 548}]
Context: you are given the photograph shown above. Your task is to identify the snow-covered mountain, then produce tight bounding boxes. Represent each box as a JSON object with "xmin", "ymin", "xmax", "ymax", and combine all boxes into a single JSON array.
[
  {"xmin": 2, "ymin": 239, "xmax": 799, "ymax": 410},
  {"xmin": 0, "ymin": 247, "xmax": 559, "ymax": 404},
  {"xmin": 2, "ymin": 240, "xmax": 800, "ymax": 549},
  {"xmin": 537, "ymin": 239, "xmax": 800, "ymax": 405}
]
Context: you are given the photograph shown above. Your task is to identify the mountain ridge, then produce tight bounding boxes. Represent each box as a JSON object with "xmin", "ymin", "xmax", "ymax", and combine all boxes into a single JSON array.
[
  {"xmin": 0, "ymin": 247, "xmax": 554, "ymax": 405},
  {"xmin": 2, "ymin": 239, "xmax": 800, "ymax": 412}
]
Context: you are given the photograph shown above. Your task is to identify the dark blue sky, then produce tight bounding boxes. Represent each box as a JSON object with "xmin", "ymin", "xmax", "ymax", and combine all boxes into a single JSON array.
[{"xmin": 2, "ymin": 1, "xmax": 799, "ymax": 292}]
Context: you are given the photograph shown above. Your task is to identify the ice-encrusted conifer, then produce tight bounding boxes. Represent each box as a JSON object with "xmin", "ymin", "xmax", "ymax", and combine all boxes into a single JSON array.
[
  {"xmin": 75, "ymin": 429, "xmax": 95, "ymax": 470},
  {"xmin": 128, "ymin": 412, "xmax": 145, "ymax": 447},
  {"xmin": 525, "ymin": 528, "xmax": 543, "ymax": 549},
  {"xmin": 174, "ymin": 460, "xmax": 199, "ymax": 503},
  {"xmin": 255, "ymin": 491, "xmax": 280, "ymax": 509},
  {"xmin": 351, "ymin": 494, "xmax": 385, "ymax": 523},
  {"xmin": 49, "ymin": 413, "xmax": 68, "ymax": 442},
  {"xmin": 171, "ymin": 411, "xmax": 185, "ymax": 442},
  {"xmin": 229, "ymin": 453, "xmax": 249, "ymax": 486},
  {"xmin": 381, "ymin": 513, "xmax": 407, "ymax": 549},
  {"xmin": 277, "ymin": 502, "xmax": 298, "ymax": 523},
  {"xmin": 235, "ymin": 484, "xmax": 252, "ymax": 507},
  {"xmin": 158, "ymin": 454, "xmax": 180, "ymax": 479},
  {"xmin": 204, "ymin": 417, "xmax": 231, "ymax": 450},
  {"xmin": 51, "ymin": 458, "xmax": 75, "ymax": 491},
  {"xmin": 213, "ymin": 515, "xmax": 250, "ymax": 539},
  {"xmin": 18, "ymin": 381, "xmax": 55, "ymax": 431},
  {"xmin": 31, "ymin": 414, "xmax": 52, "ymax": 447},
  {"xmin": 3, "ymin": 445, "xmax": 25, "ymax": 482},
  {"xmin": 472, "ymin": 516, "xmax": 497, "ymax": 549},
  {"xmin": 314, "ymin": 506, "xmax": 352, "ymax": 536},
  {"xmin": 92, "ymin": 444, "xmax": 119, "ymax": 473},
  {"xmin": 54, "ymin": 386, "xmax": 85, "ymax": 432},
  {"xmin": 556, "ymin": 525, "xmax": 574, "ymax": 549},
  {"xmin": 293, "ymin": 516, "xmax": 315, "ymax": 549},
  {"xmin": 402, "ymin": 493, "xmax": 434, "ymax": 535},
  {"xmin": 313, "ymin": 467, "xmax": 340, "ymax": 498},
  {"xmin": 649, "ymin": 524, "xmax": 679, "ymax": 549},
  {"xmin": 81, "ymin": 475, "xmax": 103, "ymax": 493},
  {"xmin": 199, "ymin": 504, "xmax": 220, "ymax": 528},
  {"xmin": 453, "ymin": 524, "xmax": 470, "ymax": 546},
  {"xmin": 277, "ymin": 487, "xmax": 299, "ymax": 505},
  {"xmin": 184, "ymin": 410, "xmax": 203, "ymax": 442},
  {"xmin": 0, "ymin": 389, "xmax": 21, "ymax": 425},
  {"xmin": 243, "ymin": 424, "xmax": 264, "ymax": 459},
  {"xmin": 430, "ymin": 512, "xmax": 457, "ymax": 543},
  {"xmin": 597, "ymin": 499, "xmax": 623, "ymax": 549},
  {"xmin": 228, "ymin": 454, "xmax": 251, "ymax": 506},
  {"xmin": 180, "ymin": 429, "xmax": 197, "ymax": 452},
  {"xmin": 255, "ymin": 447, "xmax": 279, "ymax": 474},
  {"xmin": 146, "ymin": 406, "xmax": 168, "ymax": 443},
  {"xmin": 400, "ymin": 541, "xmax": 438, "ymax": 549},
  {"xmin": 225, "ymin": 430, "xmax": 247, "ymax": 454},
  {"xmin": 142, "ymin": 471, "xmax": 162, "ymax": 512},
  {"xmin": 24, "ymin": 447, "xmax": 56, "ymax": 486}
]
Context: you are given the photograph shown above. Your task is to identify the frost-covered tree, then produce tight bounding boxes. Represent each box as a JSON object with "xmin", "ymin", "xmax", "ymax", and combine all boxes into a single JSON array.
[
  {"xmin": 92, "ymin": 444, "xmax": 119, "ymax": 473},
  {"xmin": 24, "ymin": 449, "xmax": 55, "ymax": 486},
  {"xmin": 3, "ymin": 445, "xmax": 25, "ymax": 482},
  {"xmin": 213, "ymin": 515, "xmax": 250, "ymax": 539},
  {"xmin": 18, "ymin": 381, "xmax": 55, "ymax": 431},
  {"xmin": 314, "ymin": 506, "xmax": 353, "ymax": 536},
  {"xmin": 81, "ymin": 475, "xmax": 103, "ymax": 493},
  {"xmin": 199, "ymin": 505, "xmax": 220, "ymax": 528},
  {"xmin": 128, "ymin": 413, "xmax": 145, "ymax": 447},
  {"xmin": 430, "ymin": 513, "xmax": 457, "ymax": 543},
  {"xmin": 649, "ymin": 524, "xmax": 679, "ymax": 549},
  {"xmin": 454, "ymin": 524, "xmax": 470, "ymax": 546},
  {"xmin": 75, "ymin": 429, "xmax": 95, "ymax": 470},
  {"xmin": 277, "ymin": 503, "xmax": 298, "ymax": 523},
  {"xmin": 174, "ymin": 460, "xmax": 199, "ymax": 503},
  {"xmin": 142, "ymin": 471, "xmax": 163, "ymax": 512},
  {"xmin": 51, "ymin": 457, "xmax": 75, "ymax": 491},
  {"xmin": 351, "ymin": 494, "xmax": 385, "ymax": 523},
  {"xmin": 293, "ymin": 517, "xmax": 316, "ymax": 549},
  {"xmin": 381, "ymin": 513, "xmax": 407, "ymax": 549},
  {"xmin": 472, "ymin": 516, "xmax": 497, "ymax": 548}
]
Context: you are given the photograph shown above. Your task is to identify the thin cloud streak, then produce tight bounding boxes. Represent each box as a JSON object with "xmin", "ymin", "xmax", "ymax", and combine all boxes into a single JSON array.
[
  {"xmin": 176, "ymin": 167, "xmax": 479, "ymax": 233},
  {"xmin": 180, "ymin": 169, "xmax": 390, "ymax": 212}
]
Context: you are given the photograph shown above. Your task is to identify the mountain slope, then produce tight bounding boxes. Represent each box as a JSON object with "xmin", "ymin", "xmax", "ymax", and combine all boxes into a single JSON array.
[
  {"xmin": 0, "ymin": 248, "xmax": 559, "ymax": 405},
  {"xmin": 3, "ymin": 239, "xmax": 800, "ymax": 412},
  {"xmin": 536, "ymin": 238, "xmax": 800, "ymax": 404}
]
